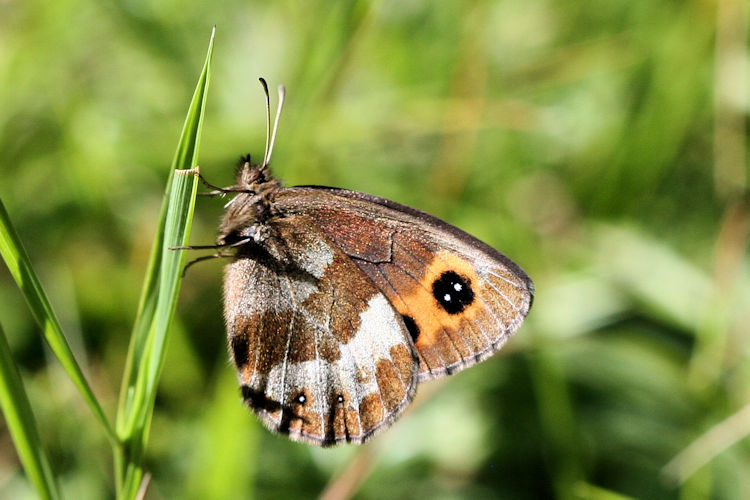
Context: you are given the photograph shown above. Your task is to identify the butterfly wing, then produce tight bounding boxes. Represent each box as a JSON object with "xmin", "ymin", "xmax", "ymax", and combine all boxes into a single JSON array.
[
  {"xmin": 274, "ymin": 187, "xmax": 534, "ymax": 382},
  {"xmin": 224, "ymin": 215, "xmax": 418, "ymax": 445}
]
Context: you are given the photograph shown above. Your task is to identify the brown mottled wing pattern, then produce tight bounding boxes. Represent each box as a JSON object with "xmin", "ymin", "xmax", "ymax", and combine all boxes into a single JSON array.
[
  {"xmin": 224, "ymin": 216, "xmax": 418, "ymax": 445},
  {"xmin": 274, "ymin": 187, "xmax": 534, "ymax": 382}
]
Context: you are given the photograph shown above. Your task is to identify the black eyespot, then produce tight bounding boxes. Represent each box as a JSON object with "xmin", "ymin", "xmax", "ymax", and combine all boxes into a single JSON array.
[
  {"xmin": 432, "ymin": 271, "xmax": 474, "ymax": 314},
  {"xmin": 401, "ymin": 315, "xmax": 420, "ymax": 342},
  {"xmin": 336, "ymin": 394, "xmax": 344, "ymax": 404},
  {"xmin": 295, "ymin": 393, "xmax": 307, "ymax": 405}
]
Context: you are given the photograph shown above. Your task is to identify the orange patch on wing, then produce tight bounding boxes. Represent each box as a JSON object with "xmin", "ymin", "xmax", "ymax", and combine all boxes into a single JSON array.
[
  {"xmin": 375, "ymin": 359, "xmax": 406, "ymax": 412},
  {"xmin": 359, "ymin": 393, "xmax": 385, "ymax": 432},
  {"xmin": 267, "ymin": 408, "xmax": 282, "ymax": 424},
  {"xmin": 345, "ymin": 406, "xmax": 362, "ymax": 437},
  {"xmin": 330, "ymin": 405, "xmax": 346, "ymax": 439},
  {"xmin": 327, "ymin": 391, "xmax": 363, "ymax": 442},
  {"xmin": 389, "ymin": 344, "xmax": 414, "ymax": 383},
  {"xmin": 295, "ymin": 390, "xmax": 323, "ymax": 438},
  {"xmin": 288, "ymin": 417, "xmax": 303, "ymax": 433},
  {"xmin": 394, "ymin": 250, "xmax": 483, "ymax": 351}
]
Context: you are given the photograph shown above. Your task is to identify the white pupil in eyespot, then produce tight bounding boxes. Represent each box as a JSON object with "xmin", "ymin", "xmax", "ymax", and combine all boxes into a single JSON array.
[
  {"xmin": 444, "ymin": 293, "xmax": 451, "ymax": 302},
  {"xmin": 453, "ymin": 283, "xmax": 462, "ymax": 291}
]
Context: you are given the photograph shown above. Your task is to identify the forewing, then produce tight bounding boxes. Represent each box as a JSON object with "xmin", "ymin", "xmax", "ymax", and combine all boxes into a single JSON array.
[
  {"xmin": 224, "ymin": 216, "xmax": 418, "ymax": 445},
  {"xmin": 274, "ymin": 187, "xmax": 534, "ymax": 382}
]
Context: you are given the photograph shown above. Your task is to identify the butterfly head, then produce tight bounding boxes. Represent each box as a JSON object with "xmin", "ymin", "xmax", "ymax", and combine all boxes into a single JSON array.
[
  {"xmin": 217, "ymin": 156, "xmax": 282, "ymax": 247},
  {"xmin": 235, "ymin": 154, "xmax": 272, "ymax": 190}
]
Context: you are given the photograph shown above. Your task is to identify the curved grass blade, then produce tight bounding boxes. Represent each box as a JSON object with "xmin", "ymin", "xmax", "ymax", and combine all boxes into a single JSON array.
[
  {"xmin": 0, "ymin": 198, "xmax": 118, "ymax": 447},
  {"xmin": 114, "ymin": 27, "xmax": 213, "ymax": 500},
  {"xmin": 119, "ymin": 167, "xmax": 200, "ymax": 499},
  {"xmin": 116, "ymin": 26, "xmax": 215, "ymax": 429},
  {"xmin": 0, "ymin": 322, "xmax": 61, "ymax": 500}
]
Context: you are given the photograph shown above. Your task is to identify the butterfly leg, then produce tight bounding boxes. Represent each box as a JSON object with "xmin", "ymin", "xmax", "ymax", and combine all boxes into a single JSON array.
[
  {"xmin": 198, "ymin": 173, "xmax": 229, "ymax": 193},
  {"xmin": 181, "ymin": 252, "xmax": 235, "ymax": 275},
  {"xmin": 198, "ymin": 173, "xmax": 256, "ymax": 196},
  {"xmin": 170, "ymin": 237, "xmax": 253, "ymax": 251},
  {"xmin": 171, "ymin": 239, "xmax": 253, "ymax": 275}
]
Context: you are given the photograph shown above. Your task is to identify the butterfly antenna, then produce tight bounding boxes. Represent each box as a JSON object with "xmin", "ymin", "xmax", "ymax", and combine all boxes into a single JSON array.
[
  {"xmin": 263, "ymin": 83, "xmax": 286, "ymax": 168},
  {"xmin": 259, "ymin": 78, "xmax": 272, "ymax": 168}
]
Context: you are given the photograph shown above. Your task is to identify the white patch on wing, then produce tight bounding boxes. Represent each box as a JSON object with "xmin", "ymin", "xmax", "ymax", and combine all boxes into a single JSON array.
[
  {"xmin": 296, "ymin": 239, "xmax": 334, "ymax": 278},
  {"xmin": 265, "ymin": 359, "xmax": 321, "ymax": 403},
  {"xmin": 344, "ymin": 294, "xmax": 409, "ymax": 397},
  {"xmin": 349, "ymin": 294, "xmax": 405, "ymax": 360},
  {"xmin": 225, "ymin": 259, "xmax": 321, "ymax": 326},
  {"xmin": 261, "ymin": 294, "xmax": 410, "ymax": 431}
]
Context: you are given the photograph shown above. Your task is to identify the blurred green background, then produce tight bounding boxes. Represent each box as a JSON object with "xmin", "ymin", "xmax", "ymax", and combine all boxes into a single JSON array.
[{"xmin": 1, "ymin": 0, "xmax": 749, "ymax": 498}]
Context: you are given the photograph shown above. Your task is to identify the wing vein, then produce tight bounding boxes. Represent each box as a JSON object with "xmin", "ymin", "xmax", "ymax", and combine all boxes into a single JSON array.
[
  {"xmin": 288, "ymin": 270, "xmax": 326, "ymax": 441},
  {"xmin": 485, "ymin": 269, "xmax": 526, "ymax": 289},
  {"xmin": 277, "ymin": 273, "xmax": 297, "ymax": 424},
  {"xmin": 330, "ymin": 297, "xmax": 365, "ymax": 439},
  {"xmin": 482, "ymin": 275, "xmax": 524, "ymax": 313}
]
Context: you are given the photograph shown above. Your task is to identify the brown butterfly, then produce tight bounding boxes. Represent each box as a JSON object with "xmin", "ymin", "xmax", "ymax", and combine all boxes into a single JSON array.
[{"xmin": 184, "ymin": 79, "xmax": 533, "ymax": 446}]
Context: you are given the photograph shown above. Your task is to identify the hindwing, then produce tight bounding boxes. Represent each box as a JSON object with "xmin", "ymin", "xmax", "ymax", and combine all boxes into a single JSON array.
[{"xmin": 224, "ymin": 215, "xmax": 418, "ymax": 445}]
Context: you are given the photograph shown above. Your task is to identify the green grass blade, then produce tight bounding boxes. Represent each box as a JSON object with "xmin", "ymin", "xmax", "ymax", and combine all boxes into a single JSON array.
[
  {"xmin": 0, "ymin": 198, "xmax": 118, "ymax": 446},
  {"xmin": 123, "ymin": 168, "xmax": 198, "ymax": 498},
  {"xmin": 116, "ymin": 27, "xmax": 215, "ymax": 432},
  {"xmin": 145, "ymin": 169, "xmax": 202, "ymax": 395},
  {"xmin": 0, "ymin": 323, "xmax": 62, "ymax": 500},
  {"xmin": 114, "ymin": 27, "xmax": 213, "ymax": 500},
  {"xmin": 119, "ymin": 167, "xmax": 200, "ymax": 499}
]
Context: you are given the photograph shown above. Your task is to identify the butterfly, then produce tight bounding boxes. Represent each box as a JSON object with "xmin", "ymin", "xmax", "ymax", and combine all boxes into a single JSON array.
[{"xmin": 184, "ymin": 79, "xmax": 534, "ymax": 446}]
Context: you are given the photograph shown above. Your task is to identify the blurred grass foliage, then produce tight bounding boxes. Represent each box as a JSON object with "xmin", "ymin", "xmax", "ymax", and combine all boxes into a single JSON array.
[{"xmin": 0, "ymin": 0, "xmax": 748, "ymax": 499}]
